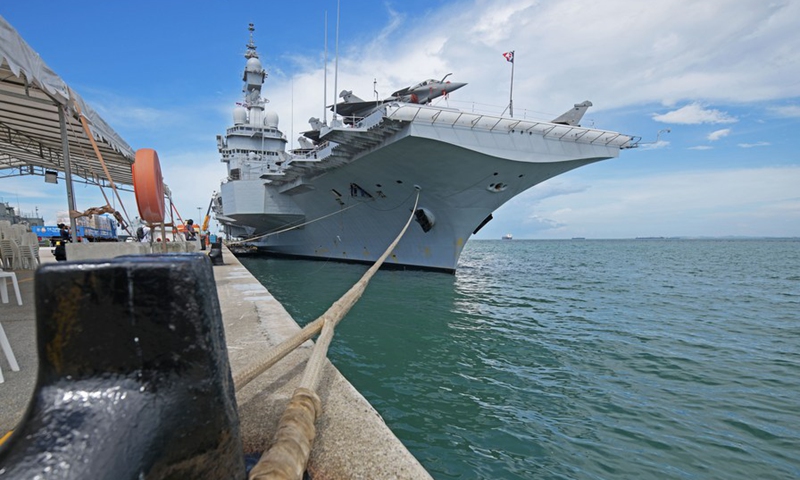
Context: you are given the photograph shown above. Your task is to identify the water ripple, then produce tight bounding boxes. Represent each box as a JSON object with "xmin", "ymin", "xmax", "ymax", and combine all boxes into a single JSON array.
[{"xmin": 242, "ymin": 239, "xmax": 800, "ymax": 479}]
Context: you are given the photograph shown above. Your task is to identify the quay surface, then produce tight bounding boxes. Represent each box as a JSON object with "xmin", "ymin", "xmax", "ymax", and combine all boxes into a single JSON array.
[{"xmin": 0, "ymin": 245, "xmax": 431, "ymax": 479}]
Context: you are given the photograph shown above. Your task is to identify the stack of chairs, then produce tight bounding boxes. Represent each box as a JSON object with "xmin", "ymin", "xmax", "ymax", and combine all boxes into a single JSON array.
[
  {"xmin": 20, "ymin": 232, "xmax": 40, "ymax": 268},
  {"xmin": 0, "ymin": 223, "xmax": 39, "ymax": 270},
  {"xmin": 0, "ymin": 220, "xmax": 12, "ymax": 240}
]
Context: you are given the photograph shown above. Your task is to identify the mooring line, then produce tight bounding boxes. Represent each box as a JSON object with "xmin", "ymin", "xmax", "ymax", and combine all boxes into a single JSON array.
[
  {"xmin": 227, "ymin": 201, "xmax": 362, "ymax": 246},
  {"xmin": 244, "ymin": 187, "xmax": 421, "ymax": 480}
]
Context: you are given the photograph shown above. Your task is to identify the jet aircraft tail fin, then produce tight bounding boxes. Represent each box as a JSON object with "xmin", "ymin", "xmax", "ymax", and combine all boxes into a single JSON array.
[
  {"xmin": 339, "ymin": 90, "xmax": 365, "ymax": 103},
  {"xmin": 551, "ymin": 101, "xmax": 592, "ymax": 126}
]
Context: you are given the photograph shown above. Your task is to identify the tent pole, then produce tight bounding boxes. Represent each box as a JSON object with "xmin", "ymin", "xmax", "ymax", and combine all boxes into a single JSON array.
[{"xmin": 58, "ymin": 104, "xmax": 78, "ymax": 239}]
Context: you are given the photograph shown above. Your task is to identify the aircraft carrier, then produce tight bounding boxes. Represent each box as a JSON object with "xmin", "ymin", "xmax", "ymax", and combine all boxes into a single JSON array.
[{"xmin": 214, "ymin": 26, "xmax": 638, "ymax": 272}]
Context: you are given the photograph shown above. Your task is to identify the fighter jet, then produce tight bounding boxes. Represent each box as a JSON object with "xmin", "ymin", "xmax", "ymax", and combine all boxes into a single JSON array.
[{"xmin": 332, "ymin": 74, "xmax": 467, "ymax": 121}]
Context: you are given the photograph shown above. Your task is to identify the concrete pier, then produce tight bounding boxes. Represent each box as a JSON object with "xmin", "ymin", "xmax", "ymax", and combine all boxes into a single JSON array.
[{"xmin": 0, "ymin": 245, "xmax": 432, "ymax": 479}]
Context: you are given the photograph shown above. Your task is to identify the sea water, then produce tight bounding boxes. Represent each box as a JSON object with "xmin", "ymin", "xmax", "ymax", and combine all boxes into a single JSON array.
[{"xmin": 239, "ymin": 239, "xmax": 800, "ymax": 479}]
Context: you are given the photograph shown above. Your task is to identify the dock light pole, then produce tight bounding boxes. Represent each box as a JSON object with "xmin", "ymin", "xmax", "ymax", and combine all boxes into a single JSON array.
[{"xmin": 197, "ymin": 207, "xmax": 202, "ymax": 221}]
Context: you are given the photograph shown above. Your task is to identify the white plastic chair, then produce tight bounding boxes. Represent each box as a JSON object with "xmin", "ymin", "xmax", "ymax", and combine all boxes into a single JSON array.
[
  {"xmin": 0, "ymin": 318, "xmax": 21, "ymax": 383},
  {"xmin": 0, "ymin": 239, "xmax": 17, "ymax": 270},
  {"xmin": 0, "ymin": 270, "xmax": 22, "ymax": 383},
  {"xmin": 18, "ymin": 244, "xmax": 37, "ymax": 269},
  {"xmin": 0, "ymin": 271, "xmax": 22, "ymax": 306},
  {"xmin": 9, "ymin": 224, "xmax": 26, "ymax": 243},
  {"xmin": 20, "ymin": 233, "xmax": 40, "ymax": 268},
  {"xmin": 0, "ymin": 239, "xmax": 22, "ymax": 270}
]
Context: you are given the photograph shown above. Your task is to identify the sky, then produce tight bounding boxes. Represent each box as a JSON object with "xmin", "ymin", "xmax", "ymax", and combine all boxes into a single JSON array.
[{"xmin": 1, "ymin": 0, "xmax": 799, "ymax": 239}]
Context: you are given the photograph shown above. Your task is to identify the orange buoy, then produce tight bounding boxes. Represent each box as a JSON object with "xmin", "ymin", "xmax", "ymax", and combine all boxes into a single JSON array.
[{"xmin": 133, "ymin": 149, "xmax": 165, "ymax": 223}]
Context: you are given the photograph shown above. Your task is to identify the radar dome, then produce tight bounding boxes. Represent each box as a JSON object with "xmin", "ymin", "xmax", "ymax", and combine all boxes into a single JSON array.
[
  {"xmin": 246, "ymin": 57, "xmax": 262, "ymax": 72},
  {"xmin": 233, "ymin": 105, "xmax": 247, "ymax": 125},
  {"xmin": 264, "ymin": 111, "xmax": 279, "ymax": 128}
]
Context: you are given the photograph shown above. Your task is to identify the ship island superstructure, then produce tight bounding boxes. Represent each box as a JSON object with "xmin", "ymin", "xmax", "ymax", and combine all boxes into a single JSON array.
[{"xmin": 214, "ymin": 25, "xmax": 638, "ymax": 273}]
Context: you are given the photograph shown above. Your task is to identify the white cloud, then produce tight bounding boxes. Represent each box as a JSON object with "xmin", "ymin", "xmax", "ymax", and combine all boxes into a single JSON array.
[
  {"xmin": 261, "ymin": 0, "xmax": 800, "ymax": 140},
  {"xmin": 82, "ymin": 89, "xmax": 180, "ymax": 130},
  {"xmin": 707, "ymin": 128, "xmax": 731, "ymax": 141},
  {"xmin": 689, "ymin": 145, "xmax": 713, "ymax": 150},
  {"xmin": 769, "ymin": 105, "xmax": 800, "ymax": 118},
  {"xmin": 738, "ymin": 141, "xmax": 771, "ymax": 148},
  {"xmin": 488, "ymin": 166, "xmax": 800, "ymax": 238},
  {"xmin": 652, "ymin": 104, "xmax": 737, "ymax": 125}
]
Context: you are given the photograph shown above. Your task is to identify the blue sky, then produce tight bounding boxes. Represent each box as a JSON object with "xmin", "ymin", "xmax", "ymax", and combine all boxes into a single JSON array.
[{"xmin": 1, "ymin": 0, "xmax": 798, "ymax": 239}]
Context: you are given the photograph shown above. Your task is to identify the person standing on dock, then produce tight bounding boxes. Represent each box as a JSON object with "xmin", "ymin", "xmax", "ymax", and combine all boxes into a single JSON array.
[
  {"xmin": 58, "ymin": 223, "xmax": 71, "ymax": 243},
  {"xmin": 184, "ymin": 219, "xmax": 196, "ymax": 241},
  {"xmin": 139, "ymin": 225, "xmax": 151, "ymax": 243}
]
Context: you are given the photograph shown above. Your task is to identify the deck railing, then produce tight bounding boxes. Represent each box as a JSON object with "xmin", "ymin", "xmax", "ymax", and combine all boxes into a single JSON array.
[
  {"xmin": 385, "ymin": 104, "xmax": 639, "ymax": 148},
  {"xmin": 270, "ymin": 103, "xmax": 639, "ymax": 181}
]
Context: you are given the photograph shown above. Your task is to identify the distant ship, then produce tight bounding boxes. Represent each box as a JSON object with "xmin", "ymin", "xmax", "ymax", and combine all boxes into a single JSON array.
[
  {"xmin": 502, "ymin": 234, "xmax": 513, "ymax": 240},
  {"xmin": 214, "ymin": 25, "xmax": 638, "ymax": 273},
  {"xmin": 0, "ymin": 201, "xmax": 43, "ymax": 227}
]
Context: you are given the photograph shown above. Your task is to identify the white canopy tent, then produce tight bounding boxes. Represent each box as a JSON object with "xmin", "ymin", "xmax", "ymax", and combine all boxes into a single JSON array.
[{"xmin": 0, "ymin": 15, "xmax": 136, "ymax": 233}]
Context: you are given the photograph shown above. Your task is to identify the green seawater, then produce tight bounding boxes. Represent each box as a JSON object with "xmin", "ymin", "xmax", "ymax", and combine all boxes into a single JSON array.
[{"xmin": 239, "ymin": 239, "xmax": 800, "ymax": 479}]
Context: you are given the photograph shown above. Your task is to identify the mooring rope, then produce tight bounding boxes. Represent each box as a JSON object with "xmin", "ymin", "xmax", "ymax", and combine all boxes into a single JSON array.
[
  {"xmin": 228, "ymin": 201, "xmax": 362, "ymax": 246},
  {"xmin": 245, "ymin": 187, "xmax": 421, "ymax": 480}
]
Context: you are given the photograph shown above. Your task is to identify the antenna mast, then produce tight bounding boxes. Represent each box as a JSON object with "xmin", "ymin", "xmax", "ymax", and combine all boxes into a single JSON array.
[
  {"xmin": 323, "ymin": 11, "xmax": 328, "ymax": 126},
  {"xmin": 333, "ymin": 0, "xmax": 340, "ymax": 121}
]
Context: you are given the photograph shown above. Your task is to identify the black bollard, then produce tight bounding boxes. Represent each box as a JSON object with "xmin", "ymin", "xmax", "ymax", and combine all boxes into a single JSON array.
[
  {"xmin": 53, "ymin": 241, "xmax": 66, "ymax": 261},
  {"xmin": 0, "ymin": 253, "xmax": 245, "ymax": 479},
  {"xmin": 209, "ymin": 240, "xmax": 224, "ymax": 266}
]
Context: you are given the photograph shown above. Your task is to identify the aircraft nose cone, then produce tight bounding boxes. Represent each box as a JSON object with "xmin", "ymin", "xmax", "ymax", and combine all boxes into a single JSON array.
[{"xmin": 446, "ymin": 82, "xmax": 467, "ymax": 92}]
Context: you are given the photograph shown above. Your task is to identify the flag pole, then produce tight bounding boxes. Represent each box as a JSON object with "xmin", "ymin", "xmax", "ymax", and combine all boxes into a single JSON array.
[{"xmin": 509, "ymin": 50, "xmax": 515, "ymax": 118}]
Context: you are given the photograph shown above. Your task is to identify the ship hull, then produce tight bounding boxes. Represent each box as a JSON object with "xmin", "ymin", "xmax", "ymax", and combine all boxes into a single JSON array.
[{"xmin": 220, "ymin": 121, "xmax": 619, "ymax": 272}]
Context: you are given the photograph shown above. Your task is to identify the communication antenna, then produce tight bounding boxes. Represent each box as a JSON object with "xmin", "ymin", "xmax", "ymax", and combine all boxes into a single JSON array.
[
  {"xmin": 323, "ymin": 11, "xmax": 328, "ymax": 126},
  {"xmin": 374, "ymin": 78, "xmax": 378, "ymax": 101},
  {"xmin": 291, "ymin": 78, "xmax": 294, "ymax": 150},
  {"xmin": 333, "ymin": 0, "xmax": 340, "ymax": 121}
]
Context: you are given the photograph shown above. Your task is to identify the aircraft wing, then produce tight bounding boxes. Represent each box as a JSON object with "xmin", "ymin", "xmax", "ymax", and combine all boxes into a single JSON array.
[
  {"xmin": 330, "ymin": 100, "xmax": 382, "ymax": 117},
  {"xmin": 391, "ymin": 86, "xmax": 412, "ymax": 97}
]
